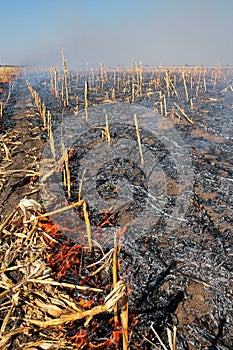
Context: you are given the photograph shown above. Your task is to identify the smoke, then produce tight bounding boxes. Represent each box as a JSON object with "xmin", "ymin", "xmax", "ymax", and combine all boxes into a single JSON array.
[{"xmin": 21, "ymin": 40, "xmax": 63, "ymax": 70}]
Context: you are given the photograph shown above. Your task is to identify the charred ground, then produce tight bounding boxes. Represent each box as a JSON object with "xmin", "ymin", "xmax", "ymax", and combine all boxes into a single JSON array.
[{"xmin": 0, "ymin": 66, "xmax": 232, "ymax": 349}]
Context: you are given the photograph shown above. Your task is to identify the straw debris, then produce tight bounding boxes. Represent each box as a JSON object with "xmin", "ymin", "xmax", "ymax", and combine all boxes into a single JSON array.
[{"xmin": 0, "ymin": 199, "xmax": 129, "ymax": 349}]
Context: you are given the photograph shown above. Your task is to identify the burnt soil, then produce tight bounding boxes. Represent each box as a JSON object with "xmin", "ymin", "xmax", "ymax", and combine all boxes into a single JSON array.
[{"xmin": 0, "ymin": 72, "xmax": 232, "ymax": 349}]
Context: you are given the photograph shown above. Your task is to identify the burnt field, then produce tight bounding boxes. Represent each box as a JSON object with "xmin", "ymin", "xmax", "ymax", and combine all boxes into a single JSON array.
[{"xmin": 0, "ymin": 64, "xmax": 232, "ymax": 349}]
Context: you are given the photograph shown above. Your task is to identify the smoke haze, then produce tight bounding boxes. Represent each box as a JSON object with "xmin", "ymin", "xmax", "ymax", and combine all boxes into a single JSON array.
[{"xmin": 0, "ymin": 0, "xmax": 232, "ymax": 69}]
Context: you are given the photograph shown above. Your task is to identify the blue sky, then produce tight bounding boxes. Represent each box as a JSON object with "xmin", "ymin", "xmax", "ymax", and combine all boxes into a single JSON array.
[{"xmin": 0, "ymin": 0, "xmax": 232, "ymax": 68}]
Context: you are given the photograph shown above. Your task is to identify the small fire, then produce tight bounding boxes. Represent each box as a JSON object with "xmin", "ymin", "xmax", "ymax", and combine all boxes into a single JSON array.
[
  {"xmin": 38, "ymin": 215, "xmax": 127, "ymax": 349},
  {"xmin": 38, "ymin": 216, "xmax": 63, "ymax": 239},
  {"xmin": 70, "ymin": 328, "xmax": 87, "ymax": 348}
]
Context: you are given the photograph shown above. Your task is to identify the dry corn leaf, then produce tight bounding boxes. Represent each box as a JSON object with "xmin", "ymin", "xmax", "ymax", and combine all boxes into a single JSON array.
[
  {"xmin": 53, "ymin": 294, "xmax": 82, "ymax": 312},
  {"xmin": 18, "ymin": 198, "xmax": 42, "ymax": 221},
  {"xmin": 23, "ymin": 340, "xmax": 73, "ymax": 350},
  {"xmin": 34, "ymin": 298, "xmax": 64, "ymax": 317},
  {"xmin": 24, "ymin": 280, "xmax": 126, "ymax": 328}
]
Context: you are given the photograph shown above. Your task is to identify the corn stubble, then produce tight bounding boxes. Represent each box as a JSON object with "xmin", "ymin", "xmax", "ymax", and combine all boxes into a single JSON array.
[{"xmin": 1, "ymin": 59, "xmax": 231, "ymax": 349}]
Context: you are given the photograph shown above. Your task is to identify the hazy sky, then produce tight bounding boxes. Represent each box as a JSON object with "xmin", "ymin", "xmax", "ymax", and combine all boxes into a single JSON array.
[{"xmin": 0, "ymin": 0, "xmax": 232, "ymax": 69}]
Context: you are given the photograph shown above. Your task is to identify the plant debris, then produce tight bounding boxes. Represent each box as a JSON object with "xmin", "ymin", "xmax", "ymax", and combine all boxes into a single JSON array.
[{"xmin": 0, "ymin": 64, "xmax": 232, "ymax": 349}]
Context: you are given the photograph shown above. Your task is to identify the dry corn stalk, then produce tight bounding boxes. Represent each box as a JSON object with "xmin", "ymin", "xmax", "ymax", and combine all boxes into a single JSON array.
[
  {"xmin": 120, "ymin": 292, "xmax": 129, "ymax": 350},
  {"xmin": 203, "ymin": 68, "xmax": 207, "ymax": 92},
  {"xmin": 63, "ymin": 147, "xmax": 70, "ymax": 198},
  {"xmin": 84, "ymin": 80, "xmax": 88, "ymax": 109},
  {"xmin": 182, "ymin": 71, "xmax": 189, "ymax": 102},
  {"xmin": 84, "ymin": 80, "xmax": 89, "ymax": 122},
  {"xmin": 49, "ymin": 124, "xmax": 56, "ymax": 161},
  {"xmin": 38, "ymin": 200, "xmax": 84, "ymax": 219},
  {"xmin": 78, "ymin": 169, "xmax": 86, "ymax": 201},
  {"xmin": 117, "ymin": 77, "xmax": 120, "ymax": 93},
  {"xmin": 47, "ymin": 110, "xmax": 52, "ymax": 138},
  {"xmin": 167, "ymin": 326, "xmax": 177, "ymax": 350},
  {"xmin": 28, "ymin": 278, "xmax": 103, "ymax": 293},
  {"xmin": 83, "ymin": 199, "xmax": 92, "ymax": 251},
  {"xmin": 134, "ymin": 113, "xmax": 144, "ymax": 166},
  {"xmin": 113, "ymin": 70, "xmax": 116, "ymax": 87},
  {"xmin": 111, "ymin": 87, "xmax": 116, "ymax": 101},
  {"xmin": 62, "ymin": 48, "xmax": 69, "ymax": 106},
  {"xmin": 174, "ymin": 102, "xmax": 194, "ymax": 125},
  {"xmin": 170, "ymin": 80, "xmax": 179, "ymax": 99},
  {"xmin": 163, "ymin": 94, "xmax": 167, "ymax": 116},
  {"xmin": 165, "ymin": 69, "xmax": 170, "ymax": 97},
  {"xmin": 139, "ymin": 61, "xmax": 143, "ymax": 96},
  {"xmin": 105, "ymin": 114, "xmax": 111, "ymax": 143},
  {"xmin": 151, "ymin": 323, "xmax": 167, "ymax": 350},
  {"xmin": 74, "ymin": 96, "xmax": 79, "ymax": 114},
  {"xmin": 54, "ymin": 66, "xmax": 58, "ymax": 97},
  {"xmin": 131, "ymin": 58, "xmax": 135, "ymax": 102},
  {"xmin": 41, "ymin": 102, "xmax": 46, "ymax": 129},
  {"xmin": 100, "ymin": 63, "xmax": 104, "ymax": 89},
  {"xmin": 113, "ymin": 233, "xmax": 118, "ymax": 324},
  {"xmin": 159, "ymin": 91, "xmax": 163, "ymax": 115},
  {"xmin": 190, "ymin": 98, "xmax": 194, "ymax": 110}
]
